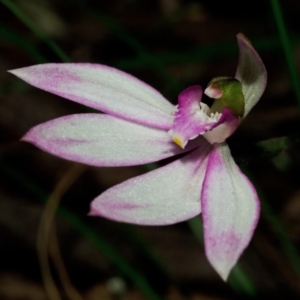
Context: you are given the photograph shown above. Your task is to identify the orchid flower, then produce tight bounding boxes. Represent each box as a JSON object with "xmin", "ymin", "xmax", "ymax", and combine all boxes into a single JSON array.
[{"xmin": 9, "ymin": 33, "xmax": 267, "ymax": 280}]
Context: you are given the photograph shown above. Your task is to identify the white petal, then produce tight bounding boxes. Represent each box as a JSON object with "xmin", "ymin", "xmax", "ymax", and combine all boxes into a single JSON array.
[
  {"xmin": 235, "ymin": 33, "xmax": 267, "ymax": 117},
  {"xmin": 9, "ymin": 63, "xmax": 175, "ymax": 129},
  {"xmin": 201, "ymin": 143, "xmax": 260, "ymax": 280},
  {"xmin": 90, "ymin": 142, "xmax": 211, "ymax": 225},
  {"xmin": 22, "ymin": 114, "xmax": 193, "ymax": 166}
]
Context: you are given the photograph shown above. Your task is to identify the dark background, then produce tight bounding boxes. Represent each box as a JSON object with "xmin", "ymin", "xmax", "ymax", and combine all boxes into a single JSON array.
[{"xmin": 1, "ymin": 0, "xmax": 300, "ymax": 299}]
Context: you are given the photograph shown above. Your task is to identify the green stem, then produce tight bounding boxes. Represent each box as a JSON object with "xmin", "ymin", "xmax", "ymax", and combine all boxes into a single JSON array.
[
  {"xmin": 244, "ymin": 169, "xmax": 300, "ymax": 279},
  {"xmin": 0, "ymin": 0, "xmax": 70, "ymax": 62},
  {"xmin": 270, "ymin": 0, "xmax": 300, "ymax": 108},
  {"xmin": 262, "ymin": 198, "xmax": 300, "ymax": 278}
]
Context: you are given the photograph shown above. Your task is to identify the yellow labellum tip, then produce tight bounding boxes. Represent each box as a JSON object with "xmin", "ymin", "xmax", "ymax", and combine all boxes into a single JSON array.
[{"xmin": 173, "ymin": 136, "xmax": 184, "ymax": 148}]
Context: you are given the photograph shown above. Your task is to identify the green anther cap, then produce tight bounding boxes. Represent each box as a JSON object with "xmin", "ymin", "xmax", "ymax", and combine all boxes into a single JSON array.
[{"xmin": 204, "ymin": 77, "xmax": 245, "ymax": 117}]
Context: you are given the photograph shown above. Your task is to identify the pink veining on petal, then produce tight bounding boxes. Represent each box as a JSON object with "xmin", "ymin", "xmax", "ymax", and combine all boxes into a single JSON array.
[
  {"xmin": 89, "ymin": 202, "xmax": 143, "ymax": 215},
  {"xmin": 205, "ymin": 231, "xmax": 240, "ymax": 268},
  {"xmin": 9, "ymin": 63, "xmax": 176, "ymax": 129},
  {"xmin": 201, "ymin": 143, "xmax": 260, "ymax": 280},
  {"xmin": 90, "ymin": 141, "xmax": 212, "ymax": 225},
  {"xmin": 22, "ymin": 113, "xmax": 197, "ymax": 167}
]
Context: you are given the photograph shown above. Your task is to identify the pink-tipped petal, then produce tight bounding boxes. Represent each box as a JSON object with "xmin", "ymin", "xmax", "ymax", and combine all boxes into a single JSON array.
[
  {"xmin": 168, "ymin": 86, "xmax": 221, "ymax": 148},
  {"xmin": 22, "ymin": 114, "xmax": 195, "ymax": 167},
  {"xmin": 203, "ymin": 108, "xmax": 240, "ymax": 144},
  {"xmin": 201, "ymin": 143, "xmax": 260, "ymax": 280},
  {"xmin": 235, "ymin": 34, "xmax": 267, "ymax": 117},
  {"xmin": 90, "ymin": 142, "xmax": 212, "ymax": 225},
  {"xmin": 9, "ymin": 63, "xmax": 175, "ymax": 129}
]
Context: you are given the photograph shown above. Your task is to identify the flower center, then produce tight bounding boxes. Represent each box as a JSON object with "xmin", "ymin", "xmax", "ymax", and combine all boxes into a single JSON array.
[
  {"xmin": 169, "ymin": 79, "xmax": 245, "ymax": 148},
  {"xmin": 204, "ymin": 77, "xmax": 245, "ymax": 118},
  {"xmin": 199, "ymin": 102, "xmax": 222, "ymax": 123}
]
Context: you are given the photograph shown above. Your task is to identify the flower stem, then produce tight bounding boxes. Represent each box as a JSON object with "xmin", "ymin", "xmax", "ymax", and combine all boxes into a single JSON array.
[
  {"xmin": 270, "ymin": 0, "xmax": 300, "ymax": 108},
  {"xmin": 243, "ymin": 168, "xmax": 300, "ymax": 281},
  {"xmin": 261, "ymin": 197, "xmax": 300, "ymax": 278}
]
